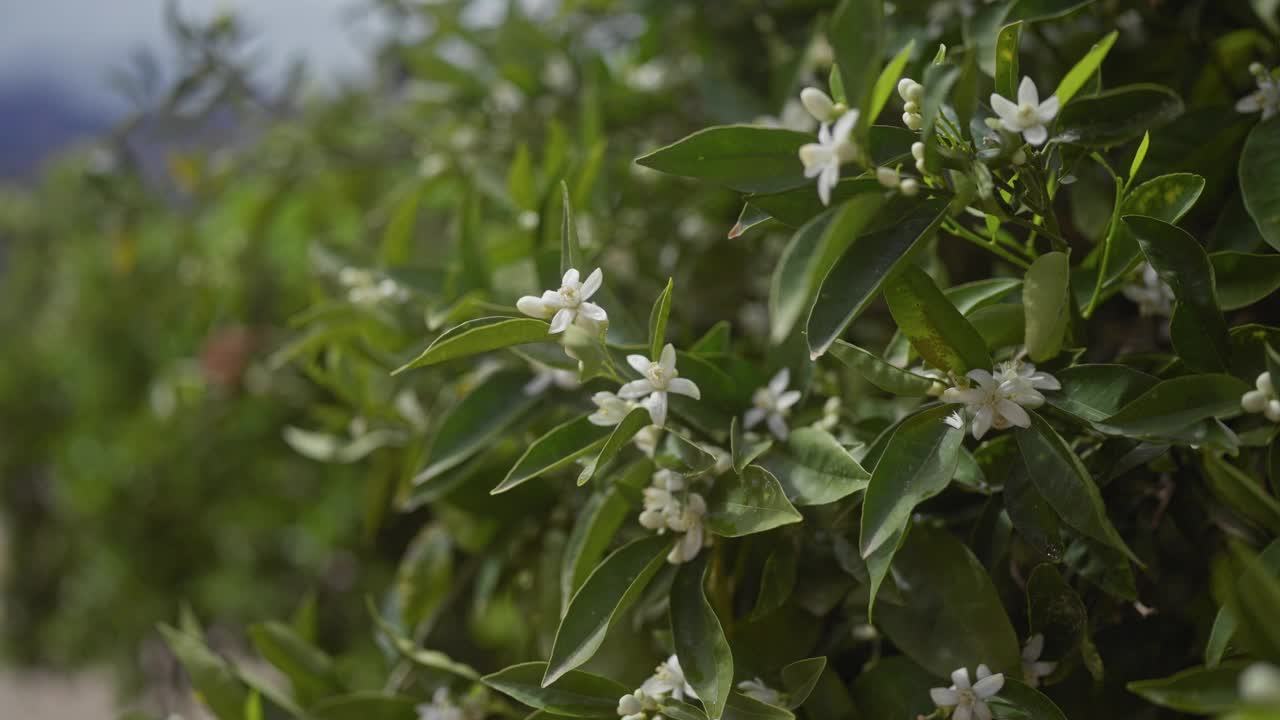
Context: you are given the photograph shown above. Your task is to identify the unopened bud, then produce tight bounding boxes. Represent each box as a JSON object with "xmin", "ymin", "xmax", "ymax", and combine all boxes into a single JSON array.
[
  {"xmin": 911, "ymin": 141, "xmax": 926, "ymax": 160},
  {"xmin": 903, "ymin": 113, "xmax": 923, "ymax": 131},
  {"xmin": 800, "ymin": 87, "xmax": 838, "ymax": 123},
  {"xmin": 897, "ymin": 78, "xmax": 916, "ymax": 101},
  {"xmin": 1250, "ymin": 62, "xmax": 1266, "ymax": 77},
  {"xmin": 876, "ymin": 166, "xmax": 900, "ymax": 188},
  {"xmin": 900, "ymin": 178, "xmax": 920, "ymax": 196},
  {"xmin": 1012, "ymin": 149, "xmax": 1027, "ymax": 165},
  {"xmin": 903, "ymin": 100, "xmax": 920, "ymax": 114}
]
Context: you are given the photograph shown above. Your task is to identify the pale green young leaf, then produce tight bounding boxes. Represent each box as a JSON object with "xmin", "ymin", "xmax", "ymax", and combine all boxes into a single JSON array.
[
  {"xmin": 394, "ymin": 317, "xmax": 552, "ymax": 374},
  {"xmin": 649, "ymin": 278, "xmax": 674, "ymax": 359},
  {"xmin": 1054, "ymin": 31, "xmax": 1118, "ymax": 106},
  {"xmin": 492, "ymin": 415, "xmax": 614, "ymax": 494}
]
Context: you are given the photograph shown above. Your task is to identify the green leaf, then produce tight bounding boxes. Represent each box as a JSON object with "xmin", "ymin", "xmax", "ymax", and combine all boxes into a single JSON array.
[
  {"xmin": 1057, "ymin": 84, "xmax": 1184, "ymax": 148},
  {"xmin": 990, "ymin": 680, "xmax": 1069, "ymax": 720},
  {"xmin": 659, "ymin": 698, "xmax": 710, "ymax": 720},
  {"xmin": 561, "ymin": 487, "xmax": 632, "ymax": 605},
  {"xmin": 875, "ymin": 526, "xmax": 1022, "ymax": 677},
  {"xmin": 1240, "ymin": 114, "xmax": 1280, "ymax": 252},
  {"xmin": 731, "ymin": 417, "xmax": 773, "ymax": 476},
  {"xmin": 851, "ymin": 656, "xmax": 936, "ymax": 720},
  {"xmin": 723, "ymin": 691, "xmax": 795, "ymax": 720},
  {"xmin": 1101, "ymin": 173, "xmax": 1205, "ymax": 289},
  {"xmin": 1212, "ymin": 251, "xmax": 1280, "ymax": 309},
  {"xmin": 380, "ymin": 181, "xmax": 423, "ymax": 266},
  {"xmin": 368, "ymin": 603, "xmax": 480, "ymax": 680},
  {"xmin": 649, "ymin": 278, "xmax": 675, "ymax": 359},
  {"xmin": 780, "ymin": 657, "xmax": 827, "ymax": 709},
  {"xmin": 1129, "ymin": 131, "xmax": 1151, "ymax": 183},
  {"xmin": 994, "ymin": 23, "xmax": 1022, "ymax": 101},
  {"xmin": 1205, "ymin": 540, "xmax": 1280, "ymax": 667},
  {"xmin": 543, "ymin": 535, "xmax": 671, "ymax": 685},
  {"xmin": 830, "ymin": 0, "xmax": 883, "ymax": 125},
  {"xmin": 672, "ymin": 555, "xmax": 733, "ymax": 720},
  {"xmin": 828, "ymin": 341, "xmax": 936, "ymax": 396},
  {"xmin": 158, "ymin": 625, "xmax": 247, "ymax": 720},
  {"xmin": 870, "ymin": 40, "xmax": 916, "ymax": 123},
  {"xmin": 484, "ymin": 662, "xmax": 629, "ymax": 717},
  {"xmin": 395, "ymin": 317, "xmax": 552, "ymax": 373},
  {"xmin": 1022, "ymin": 251, "xmax": 1071, "ymax": 362},
  {"xmin": 561, "ymin": 181, "xmax": 585, "ymax": 274},
  {"xmin": 1127, "ymin": 662, "xmax": 1248, "ymax": 714},
  {"xmin": 248, "ymin": 621, "xmax": 343, "ymax": 705},
  {"xmin": 1045, "ymin": 364, "xmax": 1158, "ymax": 423},
  {"xmin": 1218, "ymin": 541, "xmax": 1280, "ymax": 663},
  {"xmin": 751, "ymin": 544, "xmax": 797, "ymax": 619},
  {"xmin": 310, "ymin": 693, "xmax": 418, "ymax": 720},
  {"xmin": 509, "ymin": 143, "xmax": 536, "ymax": 210},
  {"xmin": 1123, "ymin": 215, "xmax": 1231, "ymax": 373},
  {"xmin": 1013, "ymin": 413, "xmax": 1137, "ymax": 561},
  {"xmin": 1203, "ymin": 452, "xmax": 1280, "ymax": 535},
  {"xmin": 759, "ymin": 427, "xmax": 869, "ymax": 506},
  {"xmin": 1027, "ymin": 564, "xmax": 1103, "ymax": 682},
  {"xmin": 807, "ymin": 197, "xmax": 951, "ymax": 358},
  {"xmin": 860, "ymin": 405, "xmax": 965, "ymax": 566},
  {"xmin": 1054, "ymin": 30, "xmax": 1118, "ymax": 106},
  {"xmin": 663, "ymin": 432, "xmax": 718, "ymax": 475},
  {"xmin": 492, "ymin": 415, "xmax": 613, "ymax": 494},
  {"xmin": 884, "ymin": 265, "xmax": 992, "ymax": 375},
  {"xmin": 417, "ymin": 371, "xmax": 540, "ymax": 484},
  {"xmin": 706, "ymin": 465, "xmax": 803, "ymax": 537},
  {"xmin": 579, "ymin": 408, "xmax": 652, "ymax": 485},
  {"xmin": 395, "ymin": 525, "xmax": 452, "ymax": 633},
  {"xmin": 634, "ymin": 126, "xmax": 813, "ymax": 194},
  {"xmin": 1098, "ymin": 374, "xmax": 1250, "ymax": 438}
]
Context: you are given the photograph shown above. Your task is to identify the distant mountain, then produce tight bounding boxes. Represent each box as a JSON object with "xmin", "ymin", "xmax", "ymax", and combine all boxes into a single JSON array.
[{"xmin": 0, "ymin": 80, "xmax": 114, "ymax": 179}]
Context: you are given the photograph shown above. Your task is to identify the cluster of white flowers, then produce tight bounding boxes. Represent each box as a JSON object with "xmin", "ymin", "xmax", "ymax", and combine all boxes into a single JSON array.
[
  {"xmin": 899, "ymin": 77, "xmax": 925, "ymax": 130},
  {"xmin": 1242, "ymin": 372, "xmax": 1280, "ymax": 423},
  {"xmin": 796, "ymin": 87, "xmax": 860, "ymax": 206},
  {"xmin": 517, "ymin": 267, "xmax": 609, "ymax": 335},
  {"xmin": 610, "ymin": 344, "xmax": 703, "ymax": 427},
  {"xmin": 737, "ymin": 678, "xmax": 783, "ymax": 706},
  {"xmin": 813, "ymin": 395, "xmax": 842, "ymax": 432},
  {"xmin": 942, "ymin": 359, "xmax": 1060, "ymax": 440},
  {"xmin": 1020, "ymin": 634, "xmax": 1058, "ymax": 687},
  {"xmin": 617, "ymin": 655, "xmax": 698, "ymax": 720},
  {"xmin": 990, "ymin": 76, "xmax": 1059, "ymax": 146},
  {"xmin": 339, "ymin": 267, "xmax": 410, "ymax": 305},
  {"xmin": 930, "ymin": 665, "xmax": 1004, "ymax": 720},
  {"xmin": 744, "ymin": 368, "xmax": 802, "ymax": 440},
  {"xmin": 1237, "ymin": 62, "xmax": 1280, "ymax": 120},
  {"xmin": 416, "ymin": 688, "xmax": 482, "ymax": 720},
  {"xmin": 875, "ymin": 165, "xmax": 920, "ymax": 196},
  {"xmin": 1122, "ymin": 262, "xmax": 1175, "ymax": 317},
  {"xmin": 639, "ymin": 469, "xmax": 709, "ymax": 565}
]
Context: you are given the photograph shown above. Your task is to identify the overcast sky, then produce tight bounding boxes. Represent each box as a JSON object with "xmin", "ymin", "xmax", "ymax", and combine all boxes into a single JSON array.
[{"xmin": 0, "ymin": 0, "xmax": 378, "ymax": 113}]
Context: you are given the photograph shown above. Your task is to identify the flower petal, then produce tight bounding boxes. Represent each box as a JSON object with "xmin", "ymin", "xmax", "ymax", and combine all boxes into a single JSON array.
[
  {"xmin": 930, "ymin": 688, "xmax": 959, "ymax": 708},
  {"xmin": 1238, "ymin": 93, "xmax": 1263, "ymax": 113},
  {"xmin": 579, "ymin": 301, "xmax": 608, "ymax": 321},
  {"xmin": 769, "ymin": 367, "xmax": 791, "ymax": 395},
  {"xmin": 667, "ymin": 377, "xmax": 701, "ymax": 399},
  {"xmin": 1023, "ymin": 123, "xmax": 1048, "ymax": 146},
  {"xmin": 627, "ymin": 354, "xmax": 651, "ymax": 374},
  {"xmin": 1023, "ymin": 633, "xmax": 1044, "ymax": 661},
  {"xmin": 619, "ymin": 380, "xmax": 654, "ymax": 399},
  {"xmin": 660, "ymin": 343, "xmax": 677, "ymax": 374},
  {"xmin": 966, "ymin": 369, "xmax": 996, "ymax": 387},
  {"xmin": 998, "ymin": 399, "xmax": 1031, "ymax": 428},
  {"xmin": 974, "ymin": 701, "xmax": 993, "ymax": 720},
  {"xmin": 951, "ymin": 668, "xmax": 972, "ymax": 690},
  {"xmin": 972, "ymin": 406, "xmax": 994, "ymax": 440},
  {"xmin": 990, "ymin": 93, "xmax": 1018, "ymax": 122},
  {"xmin": 581, "ymin": 268, "xmax": 603, "ymax": 299},
  {"xmin": 744, "ymin": 407, "xmax": 766, "ymax": 428},
  {"xmin": 517, "ymin": 295, "xmax": 550, "ymax": 319},
  {"xmin": 646, "ymin": 392, "xmax": 668, "ymax": 427},
  {"xmin": 953, "ymin": 705, "xmax": 973, "ymax": 720},
  {"xmin": 777, "ymin": 390, "xmax": 802, "ymax": 410},
  {"xmin": 832, "ymin": 109, "xmax": 859, "ymax": 142},
  {"xmin": 973, "ymin": 672, "xmax": 1004, "ymax": 698},
  {"xmin": 561, "ymin": 268, "xmax": 579, "ymax": 287},
  {"xmin": 549, "ymin": 307, "xmax": 575, "ymax": 334},
  {"xmin": 767, "ymin": 413, "xmax": 790, "ymax": 440},
  {"xmin": 1038, "ymin": 94, "xmax": 1059, "ymax": 122},
  {"xmin": 1018, "ymin": 75, "xmax": 1040, "ymax": 106}
]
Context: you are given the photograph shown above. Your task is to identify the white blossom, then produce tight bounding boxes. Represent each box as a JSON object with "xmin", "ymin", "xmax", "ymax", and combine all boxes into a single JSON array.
[
  {"xmin": 1122, "ymin": 262, "xmax": 1175, "ymax": 317},
  {"xmin": 798, "ymin": 110, "xmax": 860, "ymax": 206},
  {"xmin": 641, "ymin": 655, "xmax": 699, "ymax": 702},
  {"xmin": 745, "ymin": 368, "xmax": 802, "ymax": 440},
  {"xmin": 800, "ymin": 87, "xmax": 845, "ymax": 124},
  {"xmin": 1021, "ymin": 634, "xmax": 1058, "ymax": 687},
  {"xmin": 1240, "ymin": 662, "xmax": 1280, "ymax": 705},
  {"xmin": 416, "ymin": 688, "xmax": 467, "ymax": 720},
  {"xmin": 589, "ymin": 391, "xmax": 635, "ymax": 427},
  {"xmin": 944, "ymin": 410, "xmax": 965, "ymax": 429},
  {"xmin": 619, "ymin": 344, "xmax": 702, "ymax": 427},
  {"xmin": 339, "ymin": 267, "xmax": 409, "ymax": 305},
  {"xmin": 1238, "ymin": 63, "xmax": 1280, "ymax": 120},
  {"xmin": 639, "ymin": 471, "xmax": 708, "ymax": 565},
  {"xmin": 755, "ymin": 99, "xmax": 818, "ymax": 132},
  {"xmin": 1242, "ymin": 372, "xmax": 1280, "ymax": 423},
  {"xmin": 737, "ymin": 678, "xmax": 783, "ymax": 706},
  {"xmin": 990, "ymin": 76, "xmax": 1059, "ymax": 146},
  {"xmin": 524, "ymin": 363, "xmax": 581, "ymax": 395},
  {"xmin": 942, "ymin": 360, "xmax": 1059, "ymax": 440},
  {"xmin": 516, "ymin": 267, "xmax": 609, "ymax": 335},
  {"xmin": 900, "ymin": 177, "xmax": 920, "ymax": 196},
  {"xmin": 930, "ymin": 665, "xmax": 1004, "ymax": 720},
  {"xmin": 617, "ymin": 690, "xmax": 658, "ymax": 720},
  {"xmin": 633, "ymin": 424, "xmax": 663, "ymax": 456}
]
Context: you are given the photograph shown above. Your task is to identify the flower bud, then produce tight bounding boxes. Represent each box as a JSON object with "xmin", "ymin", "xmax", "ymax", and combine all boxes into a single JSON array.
[
  {"xmin": 903, "ymin": 112, "xmax": 923, "ymax": 131},
  {"xmin": 1258, "ymin": 371, "xmax": 1274, "ymax": 395},
  {"xmin": 905, "ymin": 83, "xmax": 924, "ymax": 104},
  {"xmin": 800, "ymin": 87, "xmax": 838, "ymax": 122},
  {"xmin": 903, "ymin": 101, "xmax": 920, "ymax": 114},
  {"xmin": 911, "ymin": 141, "xmax": 926, "ymax": 160},
  {"xmin": 876, "ymin": 166, "xmax": 900, "ymax": 188},
  {"xmin": 1250, "ymin": 61, "xmax": 1266, "ymax": 77},
  {"xmin": 897, "ymin": 77, "xmax": 916, "ymax": 101},
  {"xmin": 1012, "ymin": 149, "xmax": 1027, "ymax": 165},
  {"xmin": 985, "ymin": 117, "xmax": 1003, "ymax": 129},
  {"xmin": 900, "ymin": 178, "xmax": 920, "ymax": 196}
]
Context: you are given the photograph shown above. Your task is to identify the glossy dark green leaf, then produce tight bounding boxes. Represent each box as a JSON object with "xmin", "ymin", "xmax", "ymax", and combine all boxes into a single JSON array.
[
  {"xmin": 579, "ymin": 408, "xmax": 651, "ymax": 485},
  {"xmin": 751, "ymin": 543, "xmax": 797, "ymax": 620},
  {"xmin": 989, "ymin": 679, "xmax": 1069, "ymax": 720},
  {"xmin": 1100, "ymin": 173, "xmax": 1205, "ymax": 289},
  {"xmin": 780, "ymin": 657, "xmax": 826, "ymax": 709},
  {"xmin": 544, "ymin": 535, "xmax": 671, "ymax": 685},
  {"xmin": 1023, "ymin": 252, "xmax": 1071, "ymax": 362},
  {"xmin": 634, "ymin": 126, "xmax": 813, "ymax": 194},
  {"xmin": 1127, "ymin": 662, "xmax": 1248, "ymax": 714},
  {"xmin": 723, "ymin": 691, "xmax": 794, "ymax": 720},
  {"xmin": 649, "ymin": 278, "xmax": 674, "ymax": 359},
  {"xmin": 759, "ymin": 427, "xmax": 869, "ymax": 506},
  {"xmin": 870, "ymin": 40, "xmax": 915, "ymax": 122},
  {"xmin": 1240, "ymin": 114, "xmax": 1280, "ymax": 252},
  {"xmin": 1212, "ymin": 251, "xmax": 1280, "ymax": 309},
  {"xmin": 493, "ymin": 415, "xmax": 613, "ymax": 494},
  {"xmin": 368, "ymin": 603, "xmax": 480, "ymax": 680},
  {"xmin": 994, "ymin": 22, "xmax": 1022, "ymax": 100},
  {"xmin": 1027, "ymin": 564, "xmax": 1103, "ymax": 682},
  {"xmin": 663, "ymin": 432, "xmax": 718, "ymax": 475},
  {"xmin": 1203, "ymin": 452, "xmax": 1280, "ymax": 535},
  {"xmin": 830, "ymin": 0, "xmax": 882, "ymax": 123},
  {"xmin": 672, "ymin": 555, "xmax": 733, "ymax": 719},
  {"xmin": 418, "ymin": 371, "xmax": 540, "ymax": 484},
  {"xmin": 1206, "ymin": 540, "xmax": 1280, "ymax": 667},
  {"xmin": 484, "ymin": 662, "xmax": 629, "ymax": 717},
  {"xmin": 861, "ymin": 406, "xmax": 965, "ymax": 608},
  {"xmin": 851, "ymin": 656, "xmax": 936, "ymax": 720},
  {"xmin": 884, "ymin": 265, "xmax": 992, "ymax": 375},
  {"xmin": 1045, "ymin": 364, "xmax": 1158, "ymax": 423},
  {"xmin": 395, "ymin": 317, "xmax": 551, "ymax": 373},
  {"xmin": 828, "ymin": 341, "xmax": 936, "ymax": 396},
  {"xmin": 1123, "ymin": 215, "xmax": 1230, "ymax": 372},
  {"xmin": 807, "ymin": 197, "xmax": 951, "ymax": 358},
  {"xmin": 1057, "ymin": 84, "xmax": 1184, "ymax": 148},
  {"xmin": 731, "ymin": 417, "xmax": 773, "ymax": 476},
  {"xmin": 875, "ymin": 526, "xmax": 1022, "ymax": 677},
  {"xmin": 1054, "ymin": 31, "xmax": 1118, "ymax": 106},
  {"xmin": 706, "ymin": 465, "xmax": 803, "ymax": 537},
  {"xmin": 1098, "ymin": 374, "xmax": 1249, "ymax": 438},
  {"xmin": 561, "ymin": 488, "xmax": 631, "ymax": 604}
]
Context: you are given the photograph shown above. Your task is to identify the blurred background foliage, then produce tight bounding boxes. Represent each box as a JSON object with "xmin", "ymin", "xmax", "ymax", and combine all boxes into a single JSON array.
[{"xmin": 1, "ymin": 0, "xmax": 1277, "ymax": 710}]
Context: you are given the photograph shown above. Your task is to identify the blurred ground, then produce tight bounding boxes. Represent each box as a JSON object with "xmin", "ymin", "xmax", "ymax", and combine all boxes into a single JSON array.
[{"xmin": 0, "ymin": 669, "xmax": 114, "ymax": 720}]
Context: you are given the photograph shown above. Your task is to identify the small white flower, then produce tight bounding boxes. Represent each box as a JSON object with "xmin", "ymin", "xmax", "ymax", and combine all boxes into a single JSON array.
[
  {"xmin": 1242, "ymin": 372, "xmax": 1280, "ymax": 423},
  {"xmin": 1237, "ymin": 63, "xmax": 1280, "ymax": 120},
  {"xmin": 900, "ymin": 177, "xmax": 920, "ymax": 196},
  {"xmin": 930, "ymin": 665, "xmax": 1004, "ymax": 720},
  {"xmin": 617, "ymin": 689, "xmax": 658, "ymax": 720},
  {"xmin": 744, "ymin": 368, "xmax": 802, "ymax": 440},
  {"xmin": 524, "ymin": 363, "xmax": 581, "ymax": 396},
  {"xmin": 737, "ymin": 678, "xmax": 784, "ymax": 706},
  {"xmin": 814, "ymin": 395, "xmax": 842, "ymax": 432},
  {"xmin": 619, "ymin": 344, "xmax": 702, "ymax": 427},
  {"xmin": 942, "ymin": 361, "xmax": 1059, "ymax": 440},
  {"xmin": 641, "ymin": 655, "xmax": 699, "ymax": 702},
  {"xmin": 799, "ymin": 110, "xmax": 861, "ymax": 206},
  {"xmin": 1021, "ymin": 634, "xmax": 1058, "ymax": 687},
  {"xmin": 639, "ymin": 471, "xmax": 708, "ymax": 565},
  {"xmin": 876, "ymin": 166, "xmax": 901, "ymax": 188},
  {"xmin": 1121, "ymin": 262, "xmax": 1175, "ymax": 317},
  {"xmin": 340, "ymin": 268, "xmax": 409, "ymax": 305},
  {"xmin": 800, "ymin": 87, "xmax": 845, "ymax": 124},
  {"xmin": 589, "ymin": 391, "xmax": 635, "ymax": 427},
  {"xmin": 516, "ymin": 267, "xmax": 609, "ymax": 335},
  {"xmin": 990, "ymin": 76, "xmax": 1059, "ymax": 146},
  {"xmin": 1240, "ymin": 662, "xmax": 1280, "ymax": 705},
  {"xmin": 898, "ymin": 77, "xmax": 925, "ymax": 104},
  {"xmin": 911, "ymin": 141, "xmax": 928, "ymax": 174},
  {"xmin": 666, "ymin": 493, "xmax": 707, "ymax": 565},
  {"xmin": 944, "ymin": 410, "xmax": 965, "ymax": 429},
  {"xmin": 633, "ymin": 424, "xmax": 663, "ymax": 456},
  {"xmin": 417, "ymin": 688, "xmax": 466, "ymax": 720}
]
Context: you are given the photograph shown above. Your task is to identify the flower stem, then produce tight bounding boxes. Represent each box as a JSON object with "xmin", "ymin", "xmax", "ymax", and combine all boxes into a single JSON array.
[{"xmin": 944, "ymin": 219, "xmax": 1032, "ymax": 269}]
